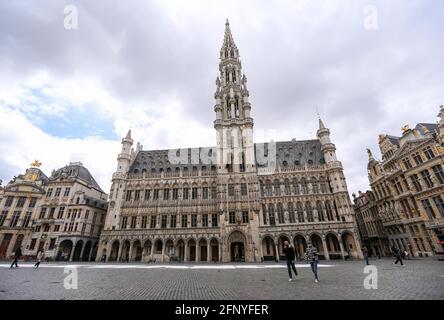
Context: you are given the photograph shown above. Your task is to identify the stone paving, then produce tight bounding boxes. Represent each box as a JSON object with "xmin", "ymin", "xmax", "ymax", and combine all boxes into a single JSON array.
[{"xmin": 0, "ymin": 258, "xmax": 443, "ymax": 300}]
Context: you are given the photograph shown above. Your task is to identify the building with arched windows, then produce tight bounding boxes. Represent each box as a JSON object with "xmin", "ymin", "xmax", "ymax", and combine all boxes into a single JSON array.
[{"xmin": 97, "ymin": 20, "xmax": 362, "ymax": 263}]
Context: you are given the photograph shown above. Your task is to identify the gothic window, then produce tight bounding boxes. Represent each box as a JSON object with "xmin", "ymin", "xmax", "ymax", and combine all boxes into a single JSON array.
[
  {"xmin": 232, "ymin": 69, "xmax": 237, "ymax": 82},
  {"xmin": 229, "ymin": 211, "xmax": 236, "ymax": 224},
  {"xmin": 316, "ymin": 201, "xmax": 325, "ymax": 222},
  {"xmin": 284, "ymin": 179, "xmax": 291, "ymax": 195},
  {"xmin": 212, "ymin": 214, "xmax": 218, "ymax": 227},
  {"xmin": 202, "ymin": 214, "xmax": 208, "ymax": 227},
  {"xmin": 241, "ymin": 183, "xmax": 247, "ymax": 196},
  {"xmin": 265, "ymin": 180, "xmax": 272, "ymax": 196},
  {"xmin": 306, "ymin": 202, "xmax": 313, "ymax": 222},
  {"xmin": 293, "ymin": 178, "xmax": 299, "ymax": 195},
  {"xmin": 230, "ymin": 49, "xmax": 234, "ymax": 57},
  {"xmin": 288, "ymin": 202, "xmax": 295, "ymax": 223},
  {"xmin": 181, "ymin": 214, "xmax": 187, "ymax": 228},
  {"xmin": 242, "ymin": 211, "xmax": 249, "ymax": 223},
  {"xmin": 311, "ymin": 178, "xmax": 319, "ymax": 194},
  {"xmin": 325, "ymin": 200, "xmax": 334, "ymax": 221},
  {"xmin": 268, "ymin": 203, "xmax": 276, "ymax": 226},
  {"xmin": 296, "ymin": 202, "xmax": 304, "ymax": 223},
  {"xmin": 277, "ymin": 203, "xmax": 284, "ymax": 224},
  {"xmin": 274, "ymin": 179, "xmax": 281, "ymax": 196},
  {"xmin": 301, "ymin": 178, "xmax": 308, "ymax": 194},
  {"xmin": 262, "ymin": 204, "xmax": 267, "ymax": 225},
  {"xmin": 228, "ymin": 184, "xmax": 235, "ymax": 197}
]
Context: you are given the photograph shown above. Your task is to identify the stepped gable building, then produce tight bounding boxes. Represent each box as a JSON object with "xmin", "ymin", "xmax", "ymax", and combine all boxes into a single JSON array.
[
  {"xmin": 0, "ymin": 161, "xmax": 48, "ymax": 259},
  {"xmin": 98, "ymin": 21, "xmax": 362, "ymax": 263},
  {"xmin": 30, "ymin": 162, "xmax": 108, "ymax": 261},
  {"xmin": 356, "ymin": 105, "xmax": 444, "ymax": 258},
  {"xmin": 353, "ymin": 189, "xmax": 390, "ymax": 257}
]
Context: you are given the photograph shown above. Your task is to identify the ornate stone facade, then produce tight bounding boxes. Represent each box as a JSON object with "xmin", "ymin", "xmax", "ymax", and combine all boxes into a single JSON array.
[
  {"xmin": 97, "ymin": 21, "xmax": 362, "ymax": 263},
  {"xmin": 356, "ymin": 106, "xmax": 444, "ymax": 258},
  {"xmin": 353, "ymin": 190, "xmax": 390, "ymax": 257},
  {"xmin": 30, "ymin": 162, "xmax": 108, "ymax": 261},
  {"xmin": 0, "ymin": 164, "xmax": 48, "ymax": 259}
]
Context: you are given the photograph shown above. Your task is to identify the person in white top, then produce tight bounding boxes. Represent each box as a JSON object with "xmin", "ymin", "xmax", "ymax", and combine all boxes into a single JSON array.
[{"xmin": 34, "ymin": 250, "xmax": 44, "ymax": 268}]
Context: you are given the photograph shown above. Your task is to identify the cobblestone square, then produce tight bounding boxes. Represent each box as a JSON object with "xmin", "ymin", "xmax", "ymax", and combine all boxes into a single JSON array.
[{"xmin": 0, "ymin": 258, "xmax": 443, "ymax": 300}]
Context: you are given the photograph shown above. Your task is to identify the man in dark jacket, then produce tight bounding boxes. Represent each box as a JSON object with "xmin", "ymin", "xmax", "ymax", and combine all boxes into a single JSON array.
[
  {"xmin": 392, "ymin": 246, "xmax": 404, "ymax": 266},
  {"xmin": 10, "ymin": 246, "xmax": 22, "ymax": 269},
  {"xmin": 283, "ymin": 241, "xmax": 298, "ymax": 281}
]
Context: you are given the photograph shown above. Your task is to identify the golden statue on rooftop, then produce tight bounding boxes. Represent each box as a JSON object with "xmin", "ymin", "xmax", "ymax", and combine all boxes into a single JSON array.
[{"xmin": 31, "ymin": 160, "xmax": 42, "ymax": 168}]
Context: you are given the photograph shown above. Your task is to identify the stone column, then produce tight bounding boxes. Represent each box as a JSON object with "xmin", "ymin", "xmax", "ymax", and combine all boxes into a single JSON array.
[
  {"xmin": 322, "ymin": 236, "xmax": 330, "ymax": 260},
  {"xmin": 69, "ymin": 242, "xmax": 76, "ymax": 262},
  {"xmin": 218, "ymin": 242, "xmax": 222, "ymax": 262},
  {"xmin": 195, "ymin": 245, "xmax": 199, "ymax": 262},
  {"xmin": 104, "ymin": 242, "xmax": 111, "ymax": 262},
  {"xmin": 207, "ymin": 243, "xmax": 211, "ymax": 262},
  {"xmin": 117, "ymin": 242, "xmax": 123, "ymax": 262},
  {"xmin": 339, "ymin": 240, "xmax": 346, "ymax": 260},
  {"xmin": 150, "ymin": 242, "xmax": 154, "ymax": 261},
  {"xmin": 128, "ymin": 242, "xmax": 134, "ymax": 262},
  {"xmin": 184, "ymin": 241, "xmax": 188, "ymax": 262},
  {"xmin": 161, "ymin": 241, "xmax": 165, "ymax": 262},
  {"xmin": 88, "ymin": 243, "xmax": 94, "ymax": 262},
  {"xmin": 275, "ymin": 242, "xmax": 280, "ymax": 262},
  {"xmin": 79, "ymin": 242, "xmax": 87, "ymax": 262}
]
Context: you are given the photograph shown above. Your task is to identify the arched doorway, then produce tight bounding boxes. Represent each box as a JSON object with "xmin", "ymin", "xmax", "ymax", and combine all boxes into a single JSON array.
[
  {"xmin": 210, "ymin": 238, "xmax": 219, "ymax": 262},
  {"xmin": 326, "ymin": 233, "xmax": 342, "ymax": 259},
  {"xmin": 109, "ymin": 240, "xmax": 119, "ymax": 262},
  {"xmin": 132, "ymin": 240, "xmax": 142, "ymax": 262},
  {"xmin": 293, "ymin": 235, "xmax": 307, "ymax": 260},
  {"xmin": 278, "ymin": 235, "xmax": 290, "ymax": 260},
  {"xmin": 309, "ymin": 234, "xmax": 325, "ymax": 260},
  {"xmin": 342, "ymin": 232, "xmax": 358, "ymax": 259},
  {"xmin": 188, "ymin": 239, "xmax": 196, "ymax": 262},
  {"xmin": 82, "ymin": 241, "xmax": 92, "ymax": 261},
  {"xmin": 262, "ymin": 236, "xmax": 276, "ymax": 261},
  {"xmin": 143, "ymin": 239, "xmax": 152, "ymax": 262},
  {"xmin": 176, "ymin": 239, "xmax": 185, "ymax": 261},
  {"xmin": 58, "ymin": 240, "xmax": 73, "ymax": 261},
  {"xmin": 121, "ymin": 240, "xmax": 130, "ymax": 262},
  {"xmin": 228, "ymin": 231, "xmax": 246, "ymax": 262},
  {"xmin": 72, "ymin": 240, "xmax": 83, "ymax": 261},
  {"xmin": 199, "ymin": 239, "xmax": 208, "ymax": 262}
]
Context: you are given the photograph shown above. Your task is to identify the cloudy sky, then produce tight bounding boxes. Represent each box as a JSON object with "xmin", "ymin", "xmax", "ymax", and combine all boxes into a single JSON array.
[{"xmin": 0, "ymin": 0, "xmax": 443, "ymax": 195}]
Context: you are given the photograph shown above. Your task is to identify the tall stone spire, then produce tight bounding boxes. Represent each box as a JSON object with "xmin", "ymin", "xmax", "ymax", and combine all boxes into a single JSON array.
[
  {"xmin": 222, "ymin": 19, "xmax": 237, "ymax": 52},
  {"xmin": 214, "ymin": 20, "xmax": 254, "ymax": 173}
]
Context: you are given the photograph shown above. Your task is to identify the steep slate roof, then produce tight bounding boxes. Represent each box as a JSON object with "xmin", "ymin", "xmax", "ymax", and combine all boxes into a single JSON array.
[
  {"xmin": 129, "ymin": 139, "xmax": 324, "ymax": 174},
  {"xmin": 50, "ymin": 163, "xmax": 104, "ymax": 192},
  {"xmin": 416, "ymin": 123, "xmax": 438, "ymax": 135}
]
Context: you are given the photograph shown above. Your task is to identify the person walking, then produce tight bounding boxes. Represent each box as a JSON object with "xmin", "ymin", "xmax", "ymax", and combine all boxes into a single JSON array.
[
  {"xmin": 362, "ymin": 246, "xmax": 369, "ymax": 265},
  {"xmin": 34, "ymin": 250, "xmax": 44, "ymax": 268},
  {"xmin": 282, "ymin": 240, "xmax": 298, "ymax": 282},
  {"xmin": 304, "ymin": 242, "xmax": 319, "ymax": 283},
  {"xmin": 10, "ymin": 246, "xmax": 22, "ymax": 269},
  {"xmin": 392, "ymin": 246, "xmax": 404, "ymax": 266}
]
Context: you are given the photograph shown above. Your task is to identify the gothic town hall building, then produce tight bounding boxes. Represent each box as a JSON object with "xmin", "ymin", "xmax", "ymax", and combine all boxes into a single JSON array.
[{"xmin": 97, "ymin": 21, "xmax": 363, "ymax": 263}]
